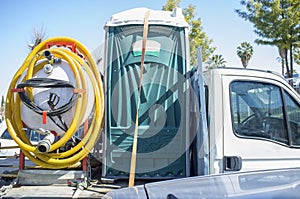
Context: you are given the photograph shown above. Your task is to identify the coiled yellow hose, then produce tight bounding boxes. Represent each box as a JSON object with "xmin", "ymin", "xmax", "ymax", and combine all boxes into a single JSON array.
[{"xmin": 5, "ymin": 37, "xmax": 104, "ymax": 169}]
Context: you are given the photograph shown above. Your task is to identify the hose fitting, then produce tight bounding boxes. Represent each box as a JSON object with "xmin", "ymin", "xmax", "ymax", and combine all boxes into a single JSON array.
[
  {"xmin": 37, "ymin": 131, "xmax": 55, "ymax": 153},
  {"xmin": 44, "ymin": 50, "xmax": 62, "ymax": 63},
  {"xmin": 44, "ymin": 64, "xmax": 53, "ymax": 74},
  {"xmin": 43, "ymin": 50, "xmax": 53, "ymax": 61}
]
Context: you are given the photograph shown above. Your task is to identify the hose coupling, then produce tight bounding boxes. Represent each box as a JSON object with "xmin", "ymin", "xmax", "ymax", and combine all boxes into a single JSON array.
[
  {"xmin": 43, "ymin": 50, "xmax": 53, "ymax": 61},
  {"xmin": 36, "ymin": 130, "xmax": 55, "ymax": 153}
]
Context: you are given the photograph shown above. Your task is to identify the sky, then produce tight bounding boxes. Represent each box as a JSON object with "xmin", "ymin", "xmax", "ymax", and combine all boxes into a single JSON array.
[{"xmin": 0, "ymin": 0, "xmax": 293, "ymax": 97}]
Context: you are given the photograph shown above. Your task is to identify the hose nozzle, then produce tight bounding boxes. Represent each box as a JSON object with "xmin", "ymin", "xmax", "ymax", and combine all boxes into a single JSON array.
[{"xmin": 36, "ymin": 131, "xmax": 55, "ymax": 153}]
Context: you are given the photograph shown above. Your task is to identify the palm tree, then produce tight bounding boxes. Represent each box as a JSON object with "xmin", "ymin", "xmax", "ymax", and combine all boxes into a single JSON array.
[
  {"xmin": 237, "ymin": 42, "xmax": 253, "ymax": 68},
  {"xmin": 28, "ymin": 27, "xmax": 45, "ymax": 51},
  {"xmin": 0, "ymin": 95, "xmax": 4, "ymax": 122},
  {"xmin": 294, "ymin": 46, "xmax": 300, "ymax": 66},
  {"xmin": 212, "ymin": 54, "xmax": 226, "ymax": 67},
  {"xmin": 278, "ymin": 45, "xmax": 287, "ymax": 76},
  {"xmin": 206, "ymin": 54, "xmax": 226, "ymax": 69}
]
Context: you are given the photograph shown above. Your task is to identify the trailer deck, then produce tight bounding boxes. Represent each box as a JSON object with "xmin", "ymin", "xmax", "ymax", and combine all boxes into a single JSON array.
[
  {"xmin": 1, "ymin": 183, "xmax": 122, "ymax": 198},
  {"xmin": 0, "ymin": 169, "xmax": 121, "ymax": 198}
]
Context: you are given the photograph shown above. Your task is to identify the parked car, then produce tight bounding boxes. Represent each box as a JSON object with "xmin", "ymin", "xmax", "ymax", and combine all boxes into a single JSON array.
[
  {"xmin": 0, "ymin": 122, "xmax": 41, "ymax": 178},
  {"xmin": 0, "ymin": 122, "xmax": 19, "ymax": 158},
  {"xmin": 293, "ymin": 74, "xmax": 300, "ymax": 89},
  {"xmin": 104, "ymin": 167, "xmax": 300, "ymax": 199},
  {"xmin": 285, "ymin": 73, "xmax": 300, "ymax": 89},
  {"xmin": 0, "ymin": 122, "xmax": 43, "ymax": 158}
]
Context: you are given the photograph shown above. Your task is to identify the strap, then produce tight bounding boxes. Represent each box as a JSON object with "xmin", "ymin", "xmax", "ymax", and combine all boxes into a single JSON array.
[
  {"xmin": 42, "ymin": 111, "xmax": 47, "ymax": 124},
  {"xmin": 129, "ymin": 9, "xmax": 151, "ymax": 187}
]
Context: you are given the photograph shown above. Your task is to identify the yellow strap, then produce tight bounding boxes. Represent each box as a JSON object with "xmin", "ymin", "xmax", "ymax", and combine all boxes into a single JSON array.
[{"xmin": 128, "ymin": 9, "xmax": 151, "ymax": 187}]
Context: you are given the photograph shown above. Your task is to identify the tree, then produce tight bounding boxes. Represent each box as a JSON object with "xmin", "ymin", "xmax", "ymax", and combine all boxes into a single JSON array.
[
  {"xmin": 206, "ymin": 54, "xmax": 226, "ymax": 69},
  {"xmin": 237, "ymin": 42, "xmax": 254, "ymax": 68},
  {"xmin": 28, "ymin": 27, "xmax": 46, "ymax": 51},
  {"xmin": 278, "ymin": 45, "xmax": 287, "ymax": 75},
  {"xmin": 236, "ymin": 0, "xmax": 300, "ymax": 77},
  {"xmin": 1, "ymin": 95, "xmax": 4, "ymax": 107},
  {"xmin": 294, "ymin": 45, "xmax": 300, "ymax": 65},
  {"xmin": 163, "ymin": 0, "xmax": 216, "ymax": 67},
  {"xmin": 0, "ymin": 95, "xmax": 4, "ymax": 122},
  {"xmin": 162, "ymin": 0, "xmax": 180, "ymax": 11}
]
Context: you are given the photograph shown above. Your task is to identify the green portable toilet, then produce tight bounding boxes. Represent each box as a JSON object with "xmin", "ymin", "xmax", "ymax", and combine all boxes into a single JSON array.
[{"xmin": 102, "ymin": 7, "xmax": 192, "ymax": 180}]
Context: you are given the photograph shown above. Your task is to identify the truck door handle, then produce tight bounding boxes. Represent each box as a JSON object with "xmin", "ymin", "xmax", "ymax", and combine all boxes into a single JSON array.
[{"xmin": 224, "ymin": 156, "xmax": 242, "ymax": 171}]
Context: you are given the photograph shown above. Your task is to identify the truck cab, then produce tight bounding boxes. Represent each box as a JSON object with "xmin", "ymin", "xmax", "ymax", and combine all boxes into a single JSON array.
[{"xmin": 205, "ymin": 68, "xmax": 300, "ymax": 174}]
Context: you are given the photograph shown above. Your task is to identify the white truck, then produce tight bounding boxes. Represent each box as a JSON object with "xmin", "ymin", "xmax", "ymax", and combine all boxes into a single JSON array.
[{"xmin": 101, "ymin": 7, "xmax": 300, "ymax": 182}]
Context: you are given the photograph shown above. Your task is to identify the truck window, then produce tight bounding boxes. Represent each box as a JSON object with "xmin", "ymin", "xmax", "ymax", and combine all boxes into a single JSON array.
[
  {"xmin": 283, "ymin": 91, "xmax": 300, "ymax": 146},
  {"xmin": 230, "ymin": 81, "xmax": 288, "ymax": 145}
]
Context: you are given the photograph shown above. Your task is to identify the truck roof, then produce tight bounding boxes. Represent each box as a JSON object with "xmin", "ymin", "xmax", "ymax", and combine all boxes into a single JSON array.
[
  {"xmin": 105, "ymin": 7, "xmax": 189, "ymax": 28},
  {"xmin": 202, "ymin": 67, "xmax": 300, "ymax": 95},
  {"xmin": 204, "ymin": 67, "xmax": 284, "ymax": 81}
]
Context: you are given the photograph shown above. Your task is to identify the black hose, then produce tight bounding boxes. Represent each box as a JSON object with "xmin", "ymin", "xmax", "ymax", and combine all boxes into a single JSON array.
[{"xmin": 17, "ymin": 78, "xmax": 78, "ymax": 116}]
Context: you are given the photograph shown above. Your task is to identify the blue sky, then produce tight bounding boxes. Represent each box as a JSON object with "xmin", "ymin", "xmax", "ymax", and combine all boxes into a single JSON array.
[{"xmin": 0, "ymin": 0, "xmax": 291, "ymax": 97}]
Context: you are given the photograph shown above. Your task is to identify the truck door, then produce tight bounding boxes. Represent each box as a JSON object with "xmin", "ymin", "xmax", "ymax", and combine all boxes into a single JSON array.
[{"xmin": 222, "ymin": 76, "xmax": 300, "ymax": 172}]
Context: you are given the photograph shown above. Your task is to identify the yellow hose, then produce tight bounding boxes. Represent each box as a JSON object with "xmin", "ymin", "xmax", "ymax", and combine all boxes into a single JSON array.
[{"xmin": 5, "ymin": 37, "xmax": 104, "ymax": 169}]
